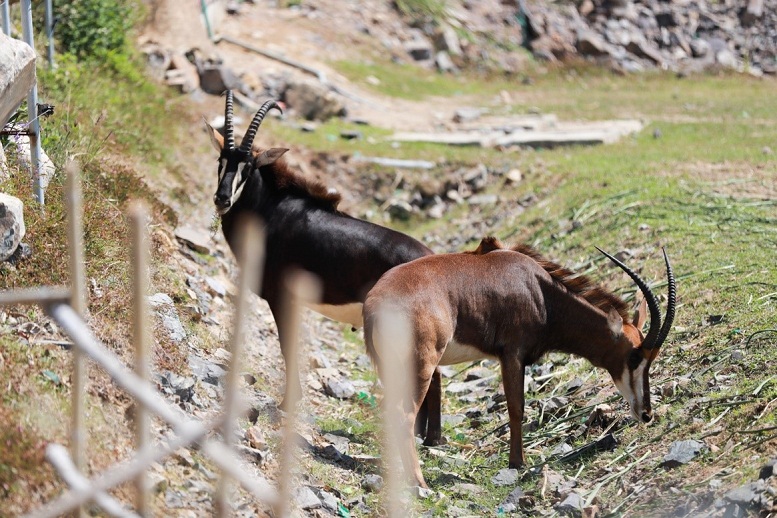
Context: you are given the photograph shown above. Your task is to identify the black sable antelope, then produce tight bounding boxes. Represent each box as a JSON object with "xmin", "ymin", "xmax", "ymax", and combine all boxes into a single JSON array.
[
  {"xmin": 364, "ymin": 237, "xmax": 676, "ymax": 488},
  {"xmin": 205, "ymin": 92, "xmax": 446, "ymax": 440}
]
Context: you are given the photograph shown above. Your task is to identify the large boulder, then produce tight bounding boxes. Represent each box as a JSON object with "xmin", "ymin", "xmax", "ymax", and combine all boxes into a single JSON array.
[
  {"xmin": 282, "ymin": 80, "xmax": 346, "ymax": 122},
  {"xmin": 0, "ymin": 32, "xmax": 36, "ymax": 128},
  {"xmin": 0, "ymin": 194, "xmax": 26, "ymax": 262}
]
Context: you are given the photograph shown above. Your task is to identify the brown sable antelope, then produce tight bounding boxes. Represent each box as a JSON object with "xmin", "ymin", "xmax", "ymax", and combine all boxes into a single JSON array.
[
  {"xmin": 363, "ymin": 237, "xmax": 676, "ymax": 488},
  {"xmin": 204, "ymin": 92, "xmax": 446, "ymax": 441}
]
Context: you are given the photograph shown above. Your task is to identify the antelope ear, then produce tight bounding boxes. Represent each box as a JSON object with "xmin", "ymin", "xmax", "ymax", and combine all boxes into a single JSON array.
[
  {"xmin": 204, "ymin": 119, "xmax": 224, "ymax": 153},
  {"xmin": 256, "ymin": 148, "xmax": 289, "ymax": 166},
  {"xmin": 607, "ymin": 308, "xmax": 623, "ymax": 338},
  {"xmin": 632, "ymin": 297, "xmax": 648, "ymax": 331}
]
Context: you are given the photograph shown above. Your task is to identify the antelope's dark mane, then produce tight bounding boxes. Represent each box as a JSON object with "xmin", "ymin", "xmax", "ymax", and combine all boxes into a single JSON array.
[
  {"xmin": 255, "ymin": 151, "xmax": 342, "ymax": 210},
  {"xmin": 474, "ymin": 237, "xmax": 630, "ymax": 321}
]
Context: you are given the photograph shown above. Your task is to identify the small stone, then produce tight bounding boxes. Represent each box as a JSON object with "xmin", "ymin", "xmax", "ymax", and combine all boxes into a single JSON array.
[
  {"xmin": 552, "ymin": 442, "xmax": 574, "ymax": 456},
  {"xmin": 148, "ymin": 293, "xmax": 175, "ymax": 307},
  {"xmin": 164, "ymin": 489, "xmax": 186, "ymax": 509},
  {"xmin": 464, "ymin": 366, "xmax": 493, "ymax": 381},
  {"xmin": 174, "ymin": 449, "xmax": 196, "ymax": 467},
  {"xmin": 759, "ymin": 458, "xmax": 777, "ymax": 480},
  {"xmin": 316, "ymin": 489, "xmax": 339, "ymax": 512},
  {"xmin": 324, "ymin": 377, "xmax": 356, "ymax": 399},
  {"xmin": 762, "ymin": 146, "xmax": 773, "ymax": 155},
  {"xmin": 731, "ymin": 350, "xmax": 745, "ymax": 361},
  {"xmin": 386, "ymin": 199, "xmax": 414, "ymax": 221},
  {"xmin": 467, "ymin": 194, "xmax": 498, "ymax": 206},
  {"xmin": 361, "ymin": 474, "xmax": 383, "ymax": 493},
  {"xmin": 502, "ymin": 485, "xmax": 525, "ymax": 505},
  {"xmin": 724, "ymin": 481, "xmax": 763, "ymax": 506},
  {"xmin": 323, "ymin": 433, "xmax": 351, "ymax": 454},
  {"xmin": 294, "ymin": 486, "xmax": 322, "ymax": 510},
  {"xmin": 412, "ymin": 486, "xmax": 435, "ymax": 498},
  {"xmin": 555, "ymin": 491, "xmax": 584, "ymax": 516},
  {"xmin": 174, "ymin": 226, "xmax": 212, "ymax": 255},
  {"xmin": 505, "ymin": 169, "xmax": 523, "ymax": 184},
  {"xmin": 661, "ymin": 440, "xmax": 708, "ymax": 468},
  {"xmin": 491, "ymin": 468, "xmax": 519, "ymax": 486},
  {"xmin": 340, "ymin": 130, "xmax": 362, "ymax": 140},
  {"xmin": 204, "ymin": 277, "xmax": 227, "ymax": 297},
  {"xmin": 246, "ymin": 425, "xmax": 266, "ymax": 450}
]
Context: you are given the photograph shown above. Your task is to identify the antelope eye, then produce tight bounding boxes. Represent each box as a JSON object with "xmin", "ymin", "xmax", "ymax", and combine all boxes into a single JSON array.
[{"xmin": 627, "ymin": 349, "xmax": 643, "ymax": 370}]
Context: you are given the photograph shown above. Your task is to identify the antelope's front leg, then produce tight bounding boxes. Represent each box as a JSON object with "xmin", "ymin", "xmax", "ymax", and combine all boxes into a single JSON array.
[{"xmin": 500, "ymin": 355, "xmax": 526, "ymax": 468}]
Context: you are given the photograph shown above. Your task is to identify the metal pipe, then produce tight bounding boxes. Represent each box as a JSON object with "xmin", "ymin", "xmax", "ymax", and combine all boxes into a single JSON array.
[
  {"xmin": 1, "ymin": 0, "xmax": 11, "ymax": 36},
  {"xmin": 0, "ymin": 286, "xmax": 71, "ymax": 306},
  {"xmin": 45, "ymin": 0, "xmax": 54, "ymax": 67},
  {"xmin": 20, "ymin": 0, "xmax": 44, "ymax": 205}
]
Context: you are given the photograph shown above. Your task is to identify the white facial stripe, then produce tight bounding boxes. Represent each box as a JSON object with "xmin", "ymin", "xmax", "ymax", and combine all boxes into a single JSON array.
[
  {"xmin": 230, "ymin": 162, "xmax": 248, "ymax": 204},
  {"xmin": 614, "ymin": 359, "xmax": 648, "ymax": 421},
  {"xmin": 218, "ymin": 159, "xmax": 227, "ymax": 180}
]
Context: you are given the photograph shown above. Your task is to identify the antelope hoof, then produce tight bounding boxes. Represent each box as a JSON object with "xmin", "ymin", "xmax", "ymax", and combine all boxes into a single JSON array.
[{"xmin": 422, "ymin": 434, "xmax": 447, "ymax": 447}]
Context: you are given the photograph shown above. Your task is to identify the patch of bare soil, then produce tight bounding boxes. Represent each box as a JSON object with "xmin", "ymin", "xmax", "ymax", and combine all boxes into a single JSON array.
[{"xmin": 678, "ymin": 161, "xmax": 777, "ymax": 199}]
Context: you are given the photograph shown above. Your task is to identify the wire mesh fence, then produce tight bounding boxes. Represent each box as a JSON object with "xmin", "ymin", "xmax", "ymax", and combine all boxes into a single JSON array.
[{"xmin": 1, "ymin": 163, "xmax": 413, "ymax": 517}]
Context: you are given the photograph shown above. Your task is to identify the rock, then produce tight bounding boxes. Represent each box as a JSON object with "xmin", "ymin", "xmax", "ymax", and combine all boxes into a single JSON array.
[
  {"xmin": 245, "ymin": 424, "xmax": 266, "ymax": 450},
  {"xmin": 164, "ymin": 489, "xmax": 186, "ymax": 509},
  {"xmin": 151, "ymin": 297, "xmax": 187, "ymax": 343},
  {"xmin": 204, "ymin": 277, "xmax": 227, "ymax": 298},
  {"xmin": 505, "ymin": 169, "xmax": 523, "ymax": 184},
  {"xmin": 412, "ymin": 486, "xmax": 435, "ymax": 498},
  {"xmin": 436, "ymin": 51, "xmax": 457, "ymax": 73},
  {"xmin": 324, "ymin": 377, "xmax": 356, "ymax": 399},
  {"xmin": 361, "ymin": 474, "xmax": 383, "ymax": 493},
  {"xmin": 340, "ymin": 130, "xmax": 362, "ymax": 140},
  {"xmin": 552, "ymin": 442, "xmax": 574, "ymax": 455},
  {"xmin": 166, "ymin": 52, "xmax": 199, "ymax": 93},
  {"xmin": 453, "ymin": 107, "xmax": 485, "ymax": 123},
  {"xmin": 197, "ymin": 62, "xmax": 240, "ymax": 95},
  {"xmin": 0, "ymin": 32, "xmax": 36, "ymax": 128},
  {"xmin": 759, "ymin": 458, "xmax": 776, "ymax": 479},
  {"xmin": 464, "ymin": 366, "xmax": 493, "ymax": 381},
  {"xmin": 502, "ymin": 486, "xmax": 525, "ymax": 507},
  {"xmin": 386, "ymin": 199, "xmax": 414, "ymax": 221},
  {"xmin": 434, "ymin": 25, "xmax": 462, "ymax": 56},
  {"xmin": 6, "ymin": 136, "xmax": 57, "ymax": 190},
  {"xmin": 724, "ymin": 480, "xmax": 764, "ymax": 506},
  {"xmin": 174, "ymin": 226, "xmax": 212, "ymax": 255},
  {"xmin": 323, "ymin": 433, "xmax": 350, "ymax": 454},
  {"xmin": 577, "ymin": 29, "xmax": 613, "ymax": 57},
  {"xmin": 716, "ymin": 49, "xmax": 738, "ymax": 69},
  {"xmin": 158, "ymin": 371, "xmax": 196, "ymax": 402},
  {"xmin": 283, "ymin": 80, "xmax": 346, "ymax": 122},
  {"xmin": 5, "ymin": 241, "xmax": 31, "ymax": 265},
  {"xmin": 405, "ymin": 35, "xmax": 434, "ymax": 61},
  {"xmin": 661, "ymin": 439, "xmax": 708, "ymax": 468},
  {"xmin": 555, "ymin": 491, "xmax": 584, "ymax": 516},
  {"xmin": 188, "ymin": 354, "xmax": 226, "ymax": 385},
  {"xmin": 294, "ymin": 486, "xmax": 322, "ymax": 510},
  {"xmin": 491, "ymin": 468, "xmax": 519, "ymax": 486},
  {"xmin": 467, "ymin": 194, "xmax": 498, "ymax": 206},
  {"xmin": 316, "ymin": 489, "xmax": 339, "ymax": 513},
  {"xmin": 0, "ymin": 193, "xmax": 26, "ymax": 262}
]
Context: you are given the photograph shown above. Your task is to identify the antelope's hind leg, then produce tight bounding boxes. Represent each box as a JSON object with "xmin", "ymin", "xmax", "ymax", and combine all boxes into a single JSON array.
[
  {"xmin": 421, "ymin": 368, "xmax": 445, "ymax": 446},
  {"xmin": 501, "ymin": 355, "xmax": 526, "ymax": 468}
]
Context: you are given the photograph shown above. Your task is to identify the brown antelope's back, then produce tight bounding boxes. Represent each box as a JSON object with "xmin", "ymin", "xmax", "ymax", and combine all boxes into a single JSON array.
[{"xmin": 363, "ymin": 250, "xmax": 551, "ymax": 363}]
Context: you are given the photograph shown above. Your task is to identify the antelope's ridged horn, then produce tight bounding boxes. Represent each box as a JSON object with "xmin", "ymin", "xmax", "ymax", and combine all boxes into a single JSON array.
[
  {"xmin": 654, "ymin": 248, "xmax": 676, "ymax": 348},
  {"xmin": 596, "ymin": 247, "xmax": 662, "ymax": 350},
  {"xmin": 224, "ymin": 90, "xmax": 236, "ymax": 150},
  {"xmin": 239, "ymin": 99, "xmax": 283, "ymax": 154}
]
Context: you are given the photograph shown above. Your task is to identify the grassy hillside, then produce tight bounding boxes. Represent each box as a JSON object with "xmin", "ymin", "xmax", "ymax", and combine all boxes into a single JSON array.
[{"xmin": 1, "ymin": 10, "xmax": 774, "ymax": 515}]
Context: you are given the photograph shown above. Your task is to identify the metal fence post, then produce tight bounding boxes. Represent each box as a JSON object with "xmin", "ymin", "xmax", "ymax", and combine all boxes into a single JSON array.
[
  {"xmin": 45, "ymin": 0, "xmax": 54, "ymax": 67},
  {"xmin": 20, "ymin": 0, "xmax": 44, "ymax": 205},
  {"xmin": 1, "ymin": 0, "xmax": 10, "ymax": 36}
]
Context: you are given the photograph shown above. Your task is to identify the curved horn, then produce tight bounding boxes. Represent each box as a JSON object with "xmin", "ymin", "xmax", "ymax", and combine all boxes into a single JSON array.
[
  {"xmin": 239, "ymin": 99, "xmax": 283, "ymax": 154},
  {"xmin": 224, "ymin": 90, "xmax": 236, "ymax": 150},
  {"xmin": 653, "ymin": 248, "xmax": 676, "ymax": 348},
  {"xmin": 596, "ymin": 247, "xmax": 662, "ymax": 350}
]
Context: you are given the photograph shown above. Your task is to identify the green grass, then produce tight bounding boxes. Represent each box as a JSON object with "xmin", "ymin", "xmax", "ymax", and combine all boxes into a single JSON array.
[{"xmin": 281, "ymin": 70, "xmax": 777, "ymax": 515}]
